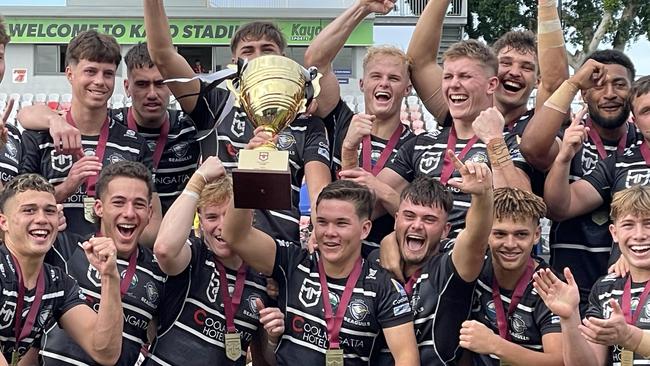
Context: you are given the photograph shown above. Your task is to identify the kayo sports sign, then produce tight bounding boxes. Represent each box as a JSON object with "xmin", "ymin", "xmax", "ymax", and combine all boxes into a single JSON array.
[{"xmin": 4, "ymin": 17, "xmax": 373, "ymax": 46}]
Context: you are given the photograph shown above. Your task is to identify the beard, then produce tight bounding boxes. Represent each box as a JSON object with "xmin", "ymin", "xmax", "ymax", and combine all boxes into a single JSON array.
[{"xmin": 588, "ymin": 100, "xmax": 631, "ymax": 130}]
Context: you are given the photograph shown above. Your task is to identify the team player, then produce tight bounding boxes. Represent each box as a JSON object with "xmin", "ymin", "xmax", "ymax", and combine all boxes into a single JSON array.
[
  {"xmin": 459, "ymin": 188, "xmax": 562, "ymax": 366},
  {"xmin": 144, "ymin": 0, "xmax": 331, "ymax": 243},
  {"xmin": 17, "ymin": 30, "xmax": 162, "ymax": 245},
  {"xmin": 148, "ymin": 156, "xmax": 282, "ymax": 366},
  {"xmin": 0, "ymin": 17, "xmax": 22, "ymax": 187},
  {"xmin": 531, "ymin": 52, "xmax": 638, "ymax": 310},
  {"xmin": 534, "ymin": 185, "xmax": 650, "ymax": 366},
  {"xmin": 303, "ymin": 0, "xmax": 414, "ymax": 256},
  {"xmin": 376, "ymin": 158, "xmax": 495, "ymax": 364},
  {"xmin": 39, "ymin": 161, "xmax": 167, "ymax": 366},
  {"xmin": 0, "ymin": 174, "xmax": 123, "ymax": 365}
]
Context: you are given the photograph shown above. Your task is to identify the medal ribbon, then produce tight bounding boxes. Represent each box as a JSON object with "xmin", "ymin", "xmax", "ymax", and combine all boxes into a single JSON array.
[
  {"xmin": 586, "ymin": 118, "xmax": 627, "ymax": 160},
  {"xmin": 404, "ymin": 269, "xmax": 421, "ymax": 296},
  {"xmin": 361, "ymin": 125, "xmax": 402, "ymax": 176},
  {"xmin": 440, "ymin": 125, "xmax": 479, "ymax": 185},
  {"xmin": 126, "ymin": 107, "xmax": 170, "ymax": 171},
  {"xmin": 216, "ymin": 259, "xmax": 248, "ymax": 333},
  {"xmin": 639, "ymin": 141, "xmax": 650, "ymax": 167},
  {"xmin": 119, "ymin": 250, "xmax": 138, "ymax": 298},
  {"xmin": 318, "ymin": 256, "xmax": 363, "ymax": 349},
  {"xmin": 10, "ymin": 254, "xmax": 46, "ymax": 353},
  {"xmin": 491, "ymin": 259, "xmax": 535, "ymax": 341},
  {"xmin": 65, "ymin": 110, "xmax": 110, "ymax": 197},
  {"xmin": 622, "ymin": 275, "xmax": 650, "ymax": 325}
]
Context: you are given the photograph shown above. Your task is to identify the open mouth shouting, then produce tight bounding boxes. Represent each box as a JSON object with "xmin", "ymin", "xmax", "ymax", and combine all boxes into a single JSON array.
[
  {"xmin": 374, "ymin": 91, "xmax": 393, "ymax": 104},
  {"xmin": 449, "ymin": 94, "xmax": 469, "ymax": 105},
  {"xmin": 502, "ymin": 80, "xmax": 524, "ymax": 93},
  {"xmin": 29, "ymin": 227, "xmax": 52, "ymax": 244},
  {"xmin": 405, "ymin": 233, "xmax": 426, "ymax": 252},
  {"xmin": 116, "ymin": 223, "xmax": 137, "ymax": 240}
]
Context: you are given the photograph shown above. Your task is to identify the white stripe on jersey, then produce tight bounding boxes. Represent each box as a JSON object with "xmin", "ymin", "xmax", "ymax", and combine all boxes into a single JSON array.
[
  {"xmin": 280, "ymin": 334, "xmax": 370, "ymax": 361},
  {"xmin": 123, "ymin": 331, "xmax": 145, "ymax": 345},
  {"xmin": 155, "ymin": 164, "xmax": 198, "ymax": 173},
  {"xmin": 616, "ymin": 161, "xmax": 648, "ymax": 168},
  {"xmin": 173, "ymin": 321, "xmax": 247, "ymax": 356},
  {"xmin": 551, "ymin": 243, "xmax": 611, "ymax": 253},
  {"xmin": 597, "ymin": 287, "xmax": 645, "ymax": 301},
  {"xmin": 217, "ymin": 135, "xmax": 246, "ymax": 148},
  {"xmin": 269, "ymin": 210, "xmax": 300, "ymax": 224},
  {"xmin": 40, "ymin": 350, "xmax": 91, "ymax": 366},
  {"xmin": 139, "ymin": 126, "xmax": 196, "ymax": 139},
  {"xmin": 158, "ymin": 190, "xmax": 183, "ymax": 197},
  {"xmin": 147, "ymin": 353, "xmax": 174, "ymax": 366},
  {"xmin": 289, "ymin": 125, "xmax": 307, "ymax": 132},
  {"xmin": 62, "ymin": 203, "xmax": 84, "ymax": 209},
  {"xmin": 0, "ymin": 335, "xmax": 35, "ymax": 343},
  {"xmin": 185, "ymin": 297, "xmax": 258, "ymax": 330},
  {"xmin": 48, "ymin": 177, "xmax": 66, "ymax": 184},
  {"xmin": 362, "ymin": 240, "xmax": 380, "ymax": 248},
  {"xmin": 0, "ymin": 162, "xmax": 17, "ymax": 173},
  {"xmin": 2, "ymin": 289, "xmax": 64, "ymax": 300},
  {"xmin": 476, "ymin": 279, "xmax": 534, "ymax": 313},
  {"xmin": 80, "ymin": 287, "xmax": 154, "ymax": 319},
  {"xmin": 293, "ymin": 266, "xmax": 378, "ymax": 297}
]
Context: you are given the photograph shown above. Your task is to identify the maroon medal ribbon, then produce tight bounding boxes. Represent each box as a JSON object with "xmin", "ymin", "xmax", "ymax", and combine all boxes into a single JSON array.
[
  {"xmin": 216, "ymin": 259, "xmax": 248, "ymax": 333},
  {"xmin": 440, "ymin": 125, "xmax": 479, "ymax": 185},
  {"xmin": 491, "ymin": 259, "xmax": 535, "ymax": 341},
  {"xmin": 126, "ymin": 107, "xmax": 170, "ymax": 171},
  {"xmin": 10, "ymin": 254, "xmax": 46, "ymax": 353},
  {"xmin": 65, "ymin": 110, "xmax": 110, "ymax": 197},
  {"xmin": 361, "ymin": 125, "xmax": 402, "ymax": 176},
  {"xmin": 404, "ymin": 269, "xmax": 421, "ymax": 296},
  {"xmin": 317, "ymin": 256, "xmax": 363, "ymax": 349},
  {"xmin": 586, "ymin": 118, "xmax": 627, "ymax": 160},
  {"xmin": 639, "ymin": 141, "xmax": 650, "ymax": 167},
  {"xmin": 622, "ymin": 275, "xmax": 650, "ymax": 325},
  {"xmin": 119, "ymin": 250, "xmax": 138, "ymax": 298}
]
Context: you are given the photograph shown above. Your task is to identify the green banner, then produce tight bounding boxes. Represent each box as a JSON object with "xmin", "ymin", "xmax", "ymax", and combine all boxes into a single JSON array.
[{"xmin": 5, "ymin": 17, "xmax": 373, "ymax": 46}]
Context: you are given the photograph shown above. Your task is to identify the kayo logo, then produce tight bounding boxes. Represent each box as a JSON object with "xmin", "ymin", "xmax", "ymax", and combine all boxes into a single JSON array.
[{"xmin": 290, "ymin": 24, "xmax": 322, "ymax": 41}]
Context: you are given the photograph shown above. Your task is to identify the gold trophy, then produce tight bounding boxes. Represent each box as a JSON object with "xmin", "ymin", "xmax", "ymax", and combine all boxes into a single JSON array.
[{"xmin": 227, "ymin": 55, "xmax": 320, "ymax": 209}]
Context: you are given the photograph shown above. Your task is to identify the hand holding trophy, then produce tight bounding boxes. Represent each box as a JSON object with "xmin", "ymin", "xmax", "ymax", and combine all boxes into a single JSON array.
[{"xmin": 227, "ymin": 55, "xmax": 320, "ymax": 209}]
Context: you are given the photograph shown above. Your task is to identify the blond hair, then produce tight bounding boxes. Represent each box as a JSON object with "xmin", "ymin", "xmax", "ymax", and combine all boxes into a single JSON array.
[
  {"xmin": 363, "ymin": 45, "xmax": 410, "ymax": 75},
  {"xmin": 611, "ymin": 185, "xmax": 650, "ymax": 222},
  {"xmin": 197, "ymin": 175, "xmax": 233, "ymax": 211},
  {"xmin": 443, "ymin": 39, "xmax": 498, "ymax": 76},
  {"xmin": 494, "ymin": 187, "xmax": 546, "ymax": 224}
]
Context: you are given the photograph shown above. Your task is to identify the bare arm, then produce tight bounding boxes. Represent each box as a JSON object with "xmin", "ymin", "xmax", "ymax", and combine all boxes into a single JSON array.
[
  {"xmin": 140, "ymin": 193, "xmax": 162, "ymax": 248},
  {"xmin": 17, "ymin": 104, "xmax": 57, "ymax": 130},
  {"xmin": 144, "ymin": 0, "xmax": 201, "ymax": 113},
  {"xmin": 406, "ymin": 0, "xmax": 450, "ymax": 122},
  {"xmin": 383, "ymin": 322, "xmax": 420, "ymax": 366},
  {"xmin": 305, "ymin": 160, "xmax": 331, "ymax": 226},
  {"xmin": 534, "ymin": 0, "xmax": 569, "ymax": 109},
  {"xmin": 17, "ymin": 347, "xmax": 37, "ymax": 366}
]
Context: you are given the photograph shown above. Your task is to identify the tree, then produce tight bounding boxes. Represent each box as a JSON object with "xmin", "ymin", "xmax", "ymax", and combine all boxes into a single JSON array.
[{"xmin": 466, "ymin": 0, "xmax": 650, "ymax": 70}]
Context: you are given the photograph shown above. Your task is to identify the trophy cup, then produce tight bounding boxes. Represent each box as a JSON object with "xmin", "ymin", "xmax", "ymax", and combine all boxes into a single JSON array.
[{"xmin": 227, "ymin": 55, "xmax": 320, "ymax": 210}]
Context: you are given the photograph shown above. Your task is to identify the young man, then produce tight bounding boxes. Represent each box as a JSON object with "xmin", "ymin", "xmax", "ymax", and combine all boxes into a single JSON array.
[
  {"xmin": 0, "ymin": 174, "xmax": 123, "ymax": 365},
  {"xmin": 144, "ymin": 0, "xmax": 331, "ymax": 243},
  {"xmin": 303, "ymin": 0, "xmax": 414, "ymax": 256},
  {"xmin": 375, "ymin": 158, "xmax": 494, "ymax": 365},
  {"xmin": 21, "ymin": 43, "xmax": 215, "ymax": 214},
  {"xmin": 537, "ymin": 52, "xmax": 639, "ymax": 311},
  {"xmin": 0, "ymin": 17, "xmax": 22, "ymax": 187},
  {"xmin": 460, "ymin": 188, "xmax": 562, "ymax": 366},
  {"xmin": 39, "ymin": 161, "xmax": 167, "ymax": 366},
  {"xmin": 17, "ymin": 31, "xmax": 162, "ymax": 245},
  {"xmin": 534, "ymin": 185, "xmax": 650, "ymax": 365},
  {"xmin": 148, "ymin": 156, "xmax": 281, "ymax": 366},
  {"xmin": 365, "ymin": 40, "xmax": 531, "ymax": 238}
]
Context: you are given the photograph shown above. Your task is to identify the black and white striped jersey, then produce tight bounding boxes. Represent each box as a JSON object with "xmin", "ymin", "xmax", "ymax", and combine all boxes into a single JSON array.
[{"xmin": 0, "ymin": 124, "xmax": 22, "ymax": 184}]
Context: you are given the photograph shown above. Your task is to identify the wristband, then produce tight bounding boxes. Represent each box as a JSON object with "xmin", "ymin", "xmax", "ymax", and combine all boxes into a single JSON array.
[
  {"xmin": 487, "ymin": 138, "xmax": 512, "ymax": 168},
  {"xmin": 181, "ymin": 189, "xmax": 200, "ymax": 200},
  {"xmin": 538, "ymin": 2, "xmax": 565, "ymax": 48},
  {"xmin": 544, "ymin": 80, "xmax": 578, "ymax": 113},
  {"xmin": 185, "ymin": 173, "xmax": 207, "ymax": 195}
]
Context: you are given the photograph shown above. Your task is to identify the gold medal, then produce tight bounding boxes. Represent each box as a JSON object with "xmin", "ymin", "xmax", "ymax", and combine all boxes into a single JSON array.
[
  {"xmin": 83, "ymin": 197, "xmax": 96, "ymax": 223},
  {"xmin": 224, "ymin": 332, "xmax": 241, "ymax": 361},
  {"xmin": 621, "ymin": 349, "xmax": 634, "ymax": 366},
  {"xmin": 499, "ymin": 360, "xmax": 511, "ymax": 366},
  {"xmin": 325, "ymin": 348, "xmax": 344, "ymax": 366},
  {"xmin": 11, "ymin": 351, "xmax": 20, "ymax": 366}
]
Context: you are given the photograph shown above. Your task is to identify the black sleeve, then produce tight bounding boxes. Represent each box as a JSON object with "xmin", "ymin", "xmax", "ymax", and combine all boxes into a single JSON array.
[
  {"xmin": 534, "ymin": 295, "xmax": 562, "ymax": 335},
  {"xmin": 375, "ymin": 269, "xmax": 413, "ymax": 329},
  {"xmin": 271, "ymin": 239, "xmax": 308, "ymax": 283},
  {"xmin": 581, "ymin": 155, "xmax": 616, "ymax": 201},
  {"xmin": 137, "ymin": 137, "xmax": 155, "ymax": 174},
  {"xmin": 188, "ymin": 84, "xmax": 232, "ymax": 131},
  {"xmin": 504, "ymin": 132, "xmax": 534, "ymax": 178},
  {"xmin": 323, "ymin": 99, "xmax": 354, "ymax": 150},
  {"xmin": 585, "ymin": 280, "xmax": 606, "ymax": 319},
  {"xmin": 303, "ymin": 117, "xmax": 331, "ymax": 166},
  {"xmin": 54, "ymin": 273, "xmax": 89, "ymax": 320},
  {"xmin": 385, "ymin": 137, "xmax": 418, "ymax": 182},
  {"xmin": 48, "ymin": 232, "xmax": 84, "ymax": 266},
  {"xmin": 19, "ymin": 130, "xmax": 44, "ymax": 174}
]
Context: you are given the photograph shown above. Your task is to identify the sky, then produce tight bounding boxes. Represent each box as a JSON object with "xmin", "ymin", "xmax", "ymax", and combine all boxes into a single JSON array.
[{"xmin": 374, "ymin": 25, "xmax": 650, "ymax": 78}]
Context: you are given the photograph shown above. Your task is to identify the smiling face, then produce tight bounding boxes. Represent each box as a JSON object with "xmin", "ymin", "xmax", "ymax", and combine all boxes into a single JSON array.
[
  {"xmin": 442, "ymin": 57, "xmax": 498, "ymax": 123},
  {"xmin": 633, "ymin": 92, "xmax": 650, "ymax": 141},
  {"xmin": 66, "ymin": 59, "xmax": 116, "ymax": 110},
  {"xmin": 611, "ymin": 214, "xmax": 650, "ymax": 274},
  {"xmin": 125, "ymin": 65, "xmax": 171, "ymax": 126},
  {"xmin": 0, "ymin": 190, "xmax": 59, "ymax": 259},
  {"xmin": 494, "ymin": 47, "xmax": 537, "ymax": 112},
  {"xmin": 395, "ymin": 199, "xmax": 450, "ymax": 267},
  {"xmin": 584, "ymin": 63, "xmax": 632, "ymax": 130},
  {"xmin": 199, "ymin": 201, "xmax": 232, "ymax": 258},
  {"xmin": 359, "ymin": 54, "xmax": 411, "ymax": 119},
  {"xmin": 489, "ymin": 217, "xmax": 540, "ymax": 272}
]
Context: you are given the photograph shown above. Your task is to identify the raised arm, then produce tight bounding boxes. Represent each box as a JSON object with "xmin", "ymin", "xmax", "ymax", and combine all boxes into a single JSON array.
[
  {"xmin": 535, "ymin": 0, "xmax": 569, "ymax": 109},
  {"xmin": 384, "ymin": 323, "xmax": 420, "ymax": 366},
  {"xmin": 59, "ymin": 238, "xmax": 124, "ymax": 365},
  {"xmin": 139, "ymin": 193, "xmax": 162, "ymax": 248},
  {"xmin": 406, "ymin": 0, "xmax": 450, "ymax": 122},
  {"xmin": 304, "ymin": 0, "xmax": 394, "ymax": 118},
  {"xmin": 448, "ymin": 150, "xmax": 494, "ymax": 282},
  {"xmin": 143, "ymin": 0, "xmax": 201, "ymax": 113}
]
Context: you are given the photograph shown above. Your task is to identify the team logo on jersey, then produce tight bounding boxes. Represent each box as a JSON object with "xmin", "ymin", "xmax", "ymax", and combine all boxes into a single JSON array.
[
  {"xmin": 418, "ymin": 151, "xmax": 443, "ymax": 174},
  {"xmin": 366, "ymin": 268, "xmax": 377, "ymax": 280},
  {"xmin": 625, "ymin": 169, "xmax": 650, "ymax": 188},
  {"xmin": 115, "ymin": 111, "xmax": 124, "ymax": 122},
  {"xmin": 391, "ymin": 279, "xmax": 408, "ymax": 297},
  {"xmin": 486, "ymin": 300, "xmax": 497, "ymax": 321},
  {"xmin": 277, "ymin": 133, "xmax": 296, "ymax": 150},
  {"xmin": 172, "ymin": 142, "xmax": 190, "ymax": 158},
  {"xmin": 581, "ymin": 149, "xmax": 599, "ymax": 175},
  {"xmin": 120, "ymin": 270, "xmax": 138, "ymax": 291},
  {"xmin": 37, "ymin": 306, "xmax": 52, "ymax": 327},
  {"xmin": 231, "ymin": 112, "xmax": 247, "ymax": 138},
  {"xmin": 510, "ymin": 315, "xmax": 527, "ymax": 334},
  {"xmin": 469, "ymin": 152, "xmax": 488, "ymax": 164},
  {"xmin": 0, "ymin": 301, "xmax": 16, "ymax": 329},
  {"xmin": 329, "ymin": 292, "xmax": 340, "ymax": 310},
  {"xmin": 109, "ymin": 153, "xmax": 125, "ymax": 164},
  {"xmin": 147, "ymin": 141, "xmax": 157, "ymax": 152},
  {"xmin": 144, "ymin": 281, "xmax": 159, "ymax": 303},
  {"xmin": 87, "ymin": 264, "xmax": 102, "ymax": 287},
  {"xmin": 247, "ymin": 294, "xmax": 262, "ymax": 315},
  {"xmin": 125, "ymin": 130, "xmax": 137, "ymax": 139},
  {"xmin": 4, "ymin": 139, "xmax": 17, "ymax": 161},
  {"xmin": 298, "ymin": 278, "xmax": 322, "ymax": 308},
  {"xmin": 349, "ymin": 299, "xmax": 369, "ymax": 322},
  {"xmin": 50, "ymin": 151, "xmax": 73, "ymax": 172},
  {"xmin": 84, "ymin": 148, "xmax": 96, "ymax": 157},
  {"xmin": 206, "ymin": 271, "xmax": 221, "ymax": 303}
]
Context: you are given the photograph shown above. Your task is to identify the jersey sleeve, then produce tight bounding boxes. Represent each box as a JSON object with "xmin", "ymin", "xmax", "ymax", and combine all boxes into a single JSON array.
[
  {"xmin": 504, "ymin": 132, "xmax": 533, "ymax": 178},
  {"xmin": 374, "ymin": 268, "xmax": 413, "ymax": 329},
  {"xmin": 302, "ymin": 117, "xmax": 331, "ymax": 166},
  {"xmin": 54, "ymin": 273, "xmax": 89, "ymax": 320},
  {"xmin": 187, "ymin": 236, "xmax": 204, "ymax": 268},
  {"xmin": 271, "ymin": 239, "xmax": 308, "ymax": 283},
  {"xmin": 188, "ymin": 83, "xmax": 232, "ymax": 131},
  {"xmin": 581, "ymin": 155, "xmax": 615, "ymax": 201},
  {"xmin": 585, "ymin": 280, "xmax": 606, "ymax": 319},
  {"xmin": 534, "ymin": 295, "xmax": 562, "ymax": 335},
  {"xmin": 19, "ymin": 130, "xmax": 44, "ymax": 174},
  {"xmin": 385, "ymin": 137, "xmax": 418, "ymax": 182},
  {"xmin": 47, "ymin": 232, "xmax": 84, "ymax": 267}
]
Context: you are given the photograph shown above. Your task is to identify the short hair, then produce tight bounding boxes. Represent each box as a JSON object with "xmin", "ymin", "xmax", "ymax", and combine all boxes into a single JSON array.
[
  {"xmin": 230, "ymin": 21, "xmax": 286, "ymax": 54},
  {"xmin": 198, "ymin": 175, "xmax": 233, "ymax": 211},
  {"xmin": 363, "ymin": 45, "xmax": 411, "ymax": 75},
  {"xmin": 584, "ymin": 49, "xmax": 635, "ymax": 81},
  {"xmin": 95, "ymin": 161, "xmax": 154, "ymax": 201},
  {"xmin": 0, "ymin": 174, "xmax": 55, "ymax": 212},
  {"xmin": 630, "ymin": 75, "xmax": 650, "ymax": 112},
  {"xmin": 65, "ymin": 30, "xmax": 121, "ymax": 67},
  {"xmin": 124, "ymin": 42, "xmax": 155, "ymax": 74},
  {"xmin": 0, "ymin": 16, "xmax": 10, "ymax": 47},
  {"xmin": 400, "ymin": 176, "xmax": 453, "ymax": 213},
  {"xmin": 492, "ymin": 30, "xmax": 537, "ymax": 59},
  {"xmin": 493, "ymin": 188, "xmax": 547, "ymax": 224},
  {"xmin": 610, "ymin": 185, "xmax": 650, "ymax": 222},
  {"xmin": 443, "ymin": 39, "xmax": 498, "ymax": 76},
  {"xmin": 316, "ymin": 180, "xmax": 374, "ymax": 221}
]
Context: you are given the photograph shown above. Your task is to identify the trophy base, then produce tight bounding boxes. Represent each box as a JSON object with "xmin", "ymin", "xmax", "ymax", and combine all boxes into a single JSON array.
[{"xmin": 232, "ymin": 169, "xmax": 292, "ymax": 209}]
